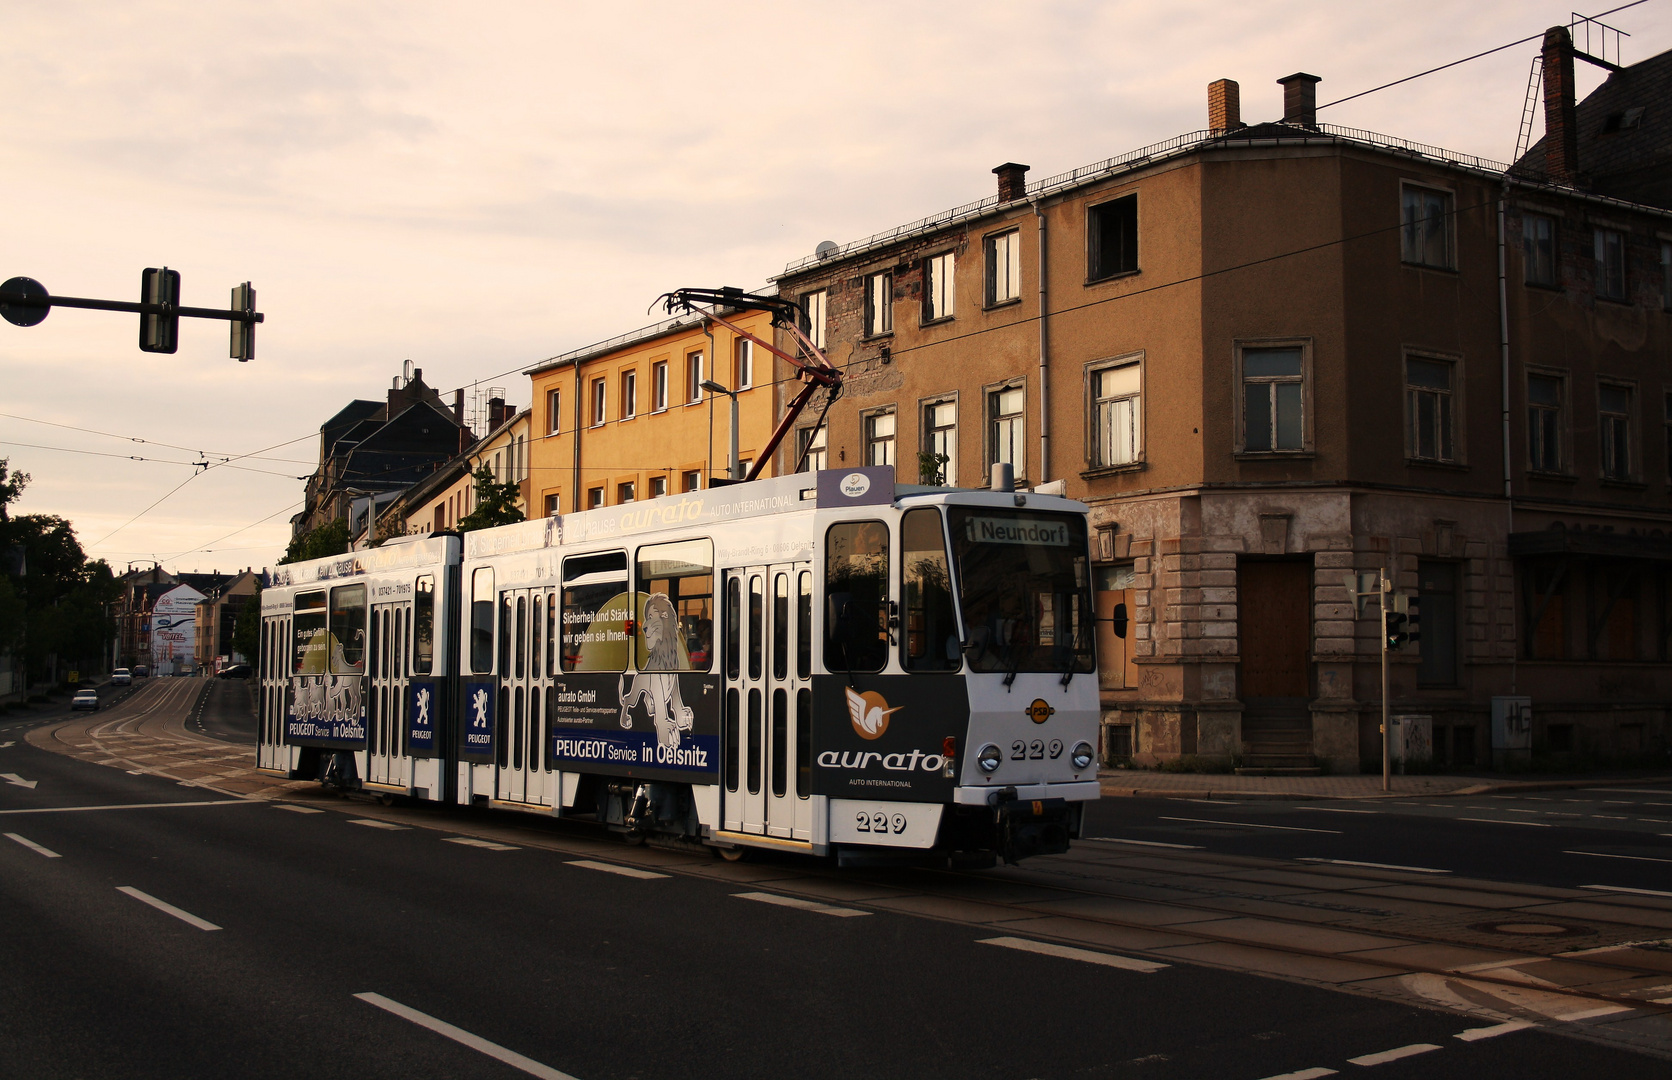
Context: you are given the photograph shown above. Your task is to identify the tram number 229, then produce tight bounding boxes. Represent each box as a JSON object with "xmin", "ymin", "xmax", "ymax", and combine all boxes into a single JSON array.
[
  {"xmin": 1011, "ymin": 739, "xmax": 1064, "ymax": 761},
  {"xmin": 854, "ymin": 811, "xmax": 907, "ymax": 834}
]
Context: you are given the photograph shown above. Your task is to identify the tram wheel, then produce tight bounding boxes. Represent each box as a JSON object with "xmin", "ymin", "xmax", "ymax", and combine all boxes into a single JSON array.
[
  {"xmin": 376, "ymin": 794, "xmax": 396, "ymax": 807},
  {"xmin": 715, "ymin": 845, "xmax": 746, "ymax": 862}
]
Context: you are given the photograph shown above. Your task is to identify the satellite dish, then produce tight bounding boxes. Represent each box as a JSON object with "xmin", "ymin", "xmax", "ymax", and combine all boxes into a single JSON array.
[{"xmin": 814, "ymin": 240, "xmax": 840, "ymax": 260}]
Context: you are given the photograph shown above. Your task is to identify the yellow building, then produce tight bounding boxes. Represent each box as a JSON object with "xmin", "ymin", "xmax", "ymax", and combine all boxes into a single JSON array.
[{"xmin": 526, "ymin": 307, "xmax": 781, "ymax": 514}]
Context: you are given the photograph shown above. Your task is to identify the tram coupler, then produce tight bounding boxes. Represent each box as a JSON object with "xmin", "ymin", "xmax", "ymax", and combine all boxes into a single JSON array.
[{"xmin": 992, "ymin": 794, "xmax": 1072, "ymax": 864}]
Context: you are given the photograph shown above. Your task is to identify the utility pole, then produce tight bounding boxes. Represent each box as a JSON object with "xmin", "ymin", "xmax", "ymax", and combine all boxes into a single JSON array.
[
  {"xmin": 1379, "ymin": 570, "xmax": 1392, "ymax": 794},
  {"xmin": 701, "ymin": 380, "xmax": 741, "ymax": 481}
]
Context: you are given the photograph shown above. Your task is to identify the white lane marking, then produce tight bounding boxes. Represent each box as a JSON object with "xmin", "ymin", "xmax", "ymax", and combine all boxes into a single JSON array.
[
  {"xmin": 1159, "ymin": 816, "xmax": 1341, "ymax": 835},
  {"xmin": 978, "ymin": 935, "xmax": 1168, "ymax": 973},
  {"xmin": 1, "ymin": 772, "xmax": 38, "ymax": 789},
  {"xmin": 1458, "ymin": 817, "xmax": 1550, "ymax": 827},
  {"xmin": 1582, "ymin": 788, "xmax": 1672, "ymax": 795},
  {"xmin": 354, "ymin": 992, "xmax": 579, "ymax": 1080},
  {"xmin": 567, "ymin": 859, "xmax": 667, "ymax": 879},
  {"xmin": 0, "ymin": 740, "xmax": 14, "ymax": 748},
  {"xmin": 1558, "ymin": 937, "xmax": 1672, "ymax": 957},
  {"xmin": 1294, "ymin": 806, "xmax": 1376, "ymax": 814},
  {"xmin": 1179, "ymin": 798, "xmax": 1239, "ymax": 805},
  {"xmin": 1346, "ymin": 1043, "xmax": 1441, "ymax": 1066},
  {"xmin": 4, "ymin": 832, "xmax": 61, "ymax": 858},
  {"xmin": 116, "ymin": 886, "xmax": 221, "ymax": 931},
  {"xmin": 0, "ymin": 799, "xmax": 248, "ymax": 815},
  {"xmin": 1566, "ymin": 850, "xmax": 1672, "ymax": 865},
  {"xmin": 274, "ymin": 804, "xmax": 324, "ymax": 814},
  {"xmin": 446, "ymin": 837, "xmax": 519, "ymax": 851},
  {"xmin": 348, "ymin": 819, "xmax": 409, "ymax": 830},
  {"xmin": 1561, "ymin": 1004, "xmax": 1634, "ymax": 1020},
  {"xmin": 1456, "ymin": 1020, "xmax": 1534, "ymax": 1041},
  {"xmin": 1299, "ymin": 858, "xmax": 1449, "ymax": 874},
  {"xmin": 1084, "ymin": 837, "xmax": 1203, "ymax": 849},
  {"xmin": 1583, "ymin": 884, "xmax": 1672, "ymax": 899},
  {"xmin": 733, "ymin": 891, "xmax": 869, "ymax": 917},
  {"xmin": 1258, "ymin": 1069, "xmax": 1337, "ymax": 1080}
]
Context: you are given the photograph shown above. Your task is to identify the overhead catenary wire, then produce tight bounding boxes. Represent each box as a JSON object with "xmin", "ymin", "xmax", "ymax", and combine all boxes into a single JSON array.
[
  {"xmin": 0, "ymin": 411, "xmax": 316, "ymax": 465},
  {"xmin": 0, "ymin": 440, "xmax": 304, "ymax": 479}
]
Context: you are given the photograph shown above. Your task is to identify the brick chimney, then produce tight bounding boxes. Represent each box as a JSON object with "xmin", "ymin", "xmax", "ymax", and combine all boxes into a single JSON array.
[
  {"xmin": 1209, "ymin": 79, "xmax": 1242, "ymax": 132},
  {"xmin": 993, "ymin": 162, "xmax": 1029, "ymax": 202},
  {"xmin": 453, "ymin": 388, "xmax": 465, "ymax": 425},
  {"xmin": 488, "ymin": 395, "xmax": 507, "ymax": 430},
  {"xmin": 1542, "ymin": 25, "xmax": 1579, "ymax": 183},
  {"xmin": 1278, "ymin": 73, "xmax": 1321, "ymax": 129}
]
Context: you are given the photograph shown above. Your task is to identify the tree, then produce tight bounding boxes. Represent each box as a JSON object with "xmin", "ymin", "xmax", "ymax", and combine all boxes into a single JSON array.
[
  {"xmin": 280, "ymin": 518, "xmax": 350, "ymax": 564},
  {"xmin": 456, "ymin": 465, "xmax": 524, "ymax": 532},
  {"xmin": 0, "ymin": 458, "xmax": 27, "ymax": 524},
  {"xmin": 918, "ymin": 450, "xmax": 951, "ymax": 486},
  {"xmin": 231, "ymin": 580, "xmax": 261, "ymax": 661}
]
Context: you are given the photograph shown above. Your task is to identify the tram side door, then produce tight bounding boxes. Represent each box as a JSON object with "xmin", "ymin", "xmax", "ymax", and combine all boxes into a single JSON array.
[
  {"xmin": 367, "ymin": 601, "xmax": 410, "ymax": 787},
  {"xmin": 497, "ymin": 588, "xmax": 543, "ymax": 804},
  {"xmin": 723, "ymin": 563, "xmax": 811, "ymax": 839},
  {"xmin": 258, "ymin": 615, "xmax": 289, "ymax": 771}
]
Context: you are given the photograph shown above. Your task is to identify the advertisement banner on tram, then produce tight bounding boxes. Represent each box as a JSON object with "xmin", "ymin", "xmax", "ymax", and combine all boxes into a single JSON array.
[
  {"xmin": 809, "ymin": 674, "xmax": 969, "ymax": 802},
  {"xmin": 285, "ymin": 674, "xmax": 366, "ymax": 747},
  {"xmin": 546, "ymin": 673, "xmax": 721, "ymax": 784},
  {"xmin": 408, "ymin": 680, "xmax": 439, "ymax": 756},
  {"xmin": 461, "ymin": 680, "xmax": 496, "ymax": 762}
]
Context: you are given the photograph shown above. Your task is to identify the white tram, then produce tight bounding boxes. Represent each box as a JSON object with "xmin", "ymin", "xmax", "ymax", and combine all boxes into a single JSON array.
[{"xmin": 257, "ymin": 466, "xmax": 1102, "ymax": 864}]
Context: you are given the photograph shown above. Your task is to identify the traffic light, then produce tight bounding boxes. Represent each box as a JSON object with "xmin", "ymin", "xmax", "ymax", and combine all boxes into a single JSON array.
[
  {"xmin": 139, "ymin": 267, "xmax": 180, "ymax": 353},
  {"xmin": 230, "ymin": 282, "xmax": 255, "ymax": 361},
  {"xmin": 1406, "ymin": 592, "xmax": 1421, "ymax": 650},
  {"xmin": 1384, "ymin": 592, "xmax": 1420, "ymax": 650},
  {"xmin": 1384, "ymin": 608, "xmax": 1409, "ymax": 650}
]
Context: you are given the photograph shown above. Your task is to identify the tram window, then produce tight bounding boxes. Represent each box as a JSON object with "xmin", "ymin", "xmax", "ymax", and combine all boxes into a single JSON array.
[
  {"xmin": 824, "ymin": 521, "xmax": 890, "ymax": 673},
  {"xmin": 498, "ymin": 595, "xmax": 512, "ymax": 675},
  {"xmin": 413, "ymin": 575, "xmax": 435, "ymax": 675},
  {"xmin": 368, "ymin": 608, "xmax": 381, "ymax": 679},
  {"xmin": 513, "ymin": 686, "xmax": 525, "ymax": 769},
  {"xmin": 530, "ymin": 688, "xmax": 542, "ymax": 771},
  {"xmin": 772, "ymin": 574, "xmax": 789, "ymax": 680},
  {"xmin": 545, "ymin": 689, "xmax": 556, "ymax": 771},
  {"xmin": 748, "ymin": 576, "xmax": 764, "ymax": 681},
  {"xmin": 901, "ymin": 508, "xmax": 960, "ymax": 671},
  {"xmin": 725, "ymin": 577, "xmax": 741, "ymax": 680},
  {"xmin": 635, "ymin": 539, "xmax": 713, "ymax": 672},
  {"xmin": 497, "ymin": 686, "xmax": 509, "ymax": 767},
  {"xmin": 725, "ymin": 688, "xmax": 740, "ymax": 791},
  {"xmin": 561, "ymin": 551, "xmax": 629, "ymax": 671},
  {"xmin": 545, "ymin": 592, "xmax": 556, "ymax": 675},
  {"xmin": 771, "ymin": 688, "xmax": 787, "ymax": 797},
  {"xmin": 470, "ymin": 568, "xmax": 494, "ymax": 673},
  {"xmin": 328, "ymin": 585, "xmax": 366, "ymax": 674},
  {"xmin": 531, "ymin": 595, "xmax": 543, "ymax": 680},
  {"xmin": 514, "ymin": 596, "xmax": 527, "ymax": 680},
  {"xmin": 797, "ymin": 572, "xmax": 812, "ymax": 680},
  {"xmin": 294, "ymin": 591, "xmax": 327, "ymax": 674},
  {"xmin": 795, "ymin": 688, "xmax": 810, "ymax": 798},
  {"xmin": 747, "ymin": 688, "xmax": 762, "ymax": 794}
]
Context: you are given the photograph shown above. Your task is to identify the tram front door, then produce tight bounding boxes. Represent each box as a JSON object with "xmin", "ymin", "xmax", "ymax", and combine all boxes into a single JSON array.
[
  {"xmin": 722, "ymin": 564, "xmax": 813, "ymax": 842},
  {"xmin": 367, "ymin": 601, "xmax": 410, "ymax": 788},
  {"xmin": 496, "ymin": 587, "xmax": 554, "ymax": 806}
]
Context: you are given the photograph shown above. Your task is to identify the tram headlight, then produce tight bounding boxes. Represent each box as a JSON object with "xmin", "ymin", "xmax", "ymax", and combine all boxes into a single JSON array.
[
  {"xmin": 1070, "ymin": 742, "xmax": 1095, "ymax": 771},
  {"xmin": 977, "ymin": 743, "xmax": 1003, "ymax": 774}
]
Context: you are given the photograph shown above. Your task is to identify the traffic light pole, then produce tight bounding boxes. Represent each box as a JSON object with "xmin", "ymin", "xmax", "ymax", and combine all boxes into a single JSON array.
[
  {"xmin": 0, "ymin": 271, "xmax": 262, "ymax": 360},
  {"xmin": 1380, "ymin": 568, "xmax": 1391, "ymax": 794}
]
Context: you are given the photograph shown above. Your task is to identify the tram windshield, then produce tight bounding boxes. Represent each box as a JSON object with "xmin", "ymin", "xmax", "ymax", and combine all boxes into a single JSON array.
[{"xmin": 946, "ymin": 507, "xmax": 1094, "ymax": 675}]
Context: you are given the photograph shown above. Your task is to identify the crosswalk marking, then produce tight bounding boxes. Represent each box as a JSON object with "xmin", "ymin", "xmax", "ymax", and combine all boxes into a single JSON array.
[
  {"xmin": 568, "ymin": 859, "xmax": 668, "ymax": 879},
  {"xmin": 445, "ymin": 837, "xmax": 519, "ymax": 851},
  {"xmin": 348, "ymin": 819, "xmax": 409, "ymax": 830},
  {"xmin": 733, "ymin": 891, "xmax": 867, "ymax": 917},
  {"xmin": 979, "ymin": 935, "xmax": 1167, "ymax": 973}
]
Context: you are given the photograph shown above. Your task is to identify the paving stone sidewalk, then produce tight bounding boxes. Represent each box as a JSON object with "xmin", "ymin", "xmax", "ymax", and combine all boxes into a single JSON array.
[{"xmin": 1098, "ymin": 767, "xmax": 1672, "ymax": 800}]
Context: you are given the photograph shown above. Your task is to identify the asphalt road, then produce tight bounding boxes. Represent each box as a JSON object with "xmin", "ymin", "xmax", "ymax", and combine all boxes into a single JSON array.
[
  {"xmin": 1082, "ymin": 788, "xmax": 1672, "ymax": 894},
  {"xmin": 2, "ymin": 718, "xmax": 1666, "ymax": 1079}
]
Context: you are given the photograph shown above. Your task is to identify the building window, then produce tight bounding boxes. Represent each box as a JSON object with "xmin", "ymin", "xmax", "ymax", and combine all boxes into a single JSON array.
[
  {"xmin": 649, "ymin": 475, "xmax": 667, "ymax": 499},
  {"xmin": 1523, "ymin": 213, "xmax": 1557, "ymax": 287},
  {"xmin": 864, "ymin": 409, "xmax": 896, "ymax": 468},
  {"xmin": 986, "ymin": 229, "xmax": 1021, "ymax": 305},
  {"xmin": 617, "ymin": 481, "xmax": 636, "ymax": 504},
  {"xmin": 1091, "ymin": 361, "xmax": 1141, "ymax": 467},
  {"xmin": 545, "ymin": 388, "xmax": 562, "ymax": 436},
  {"xmin": 797, "ymin": 425, "xmax": 827, "ymax": 473},
  {"xmin": 1527, "ymin": 373, "xmax": 1564, "ymax": 472},
  {"xmin": 1600, "ymin": 383, "xmax": 1634, "ymax": 480},
  {"xmin": 734, "ymin": 338, "xmax": 753, "ymax": 389},
  {"xmin": 1088, "ymin": 194, "xmax": 1138, "ymax": 280},
  {"xmin": 620, "ymin": 370, "xmax": 637, "ymax": 419},
  {"xmin": 923, "ymin": 400, "xmax": 957, "ymax": 485},
  {"xmin": 801, "ymin": 290, "xmax": 827, "ymax": 349},
  {"xmin": 1401, "ymin": 185, "xmax": 1453, "ymax": 269},
  {"xmin": 588, "ymin": 487, "xmax": 604, "ymax": 509},
  {"xmin": 686, "ymin": 352, "xmax": 704, "ymax": 403},
  {"xmin": 1664, "ymin": 392, "xmax": 1672, "ymax": 479},
  {"xmin": 924, "ymin": 252, "xmax": 954, "ymax": 322},
  {"xmin": 1407, "ymin": 357, "xmax": 1456, "ymax": 462},
  {"xmin": 737, "ymin": 458, "xmax": 751, "ymax": 478},
  {"xmin": 864, "ymin": 271, "xmax": 893, "ymax": 337},
  {"xmin": 1595, "ymin": 228, "xmax": 1627, "ymax": 301},
  {"xmin": 1241, "ymin": 347, "xmax": 1304, "ymax": 452},
  {"xmin": 988, "ymin": 384, "xmax": 1025, "ymax": 477},
  {"xmin": 590, "ymin": 378, "xmax": 606, "ymax": 426},
  {"xmin": 543, "ymin": 493, "xmax": 560, "ymax": 516},
  {"xmin": 1662, "ymin": 241, "xmax": 1671, "ymax": 310},
  {"xmin": 651, "ymin": 360, "xmax": 669, "ymax": 411},
  {"xmin": 682, "ymin": 469, "xmax": 701, "ymax": 493}
]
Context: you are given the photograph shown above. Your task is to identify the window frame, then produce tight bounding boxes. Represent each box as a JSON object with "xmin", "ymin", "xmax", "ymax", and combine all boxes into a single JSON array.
[
  {"xmin": 1525, "ymin": 368, "xmax": 1569, "ymax": 476},
  {"xmin": 1598, "ymin": 378, "xmax": 1638, "ymax": 482},
  {"xmin": 734, "ymin": 337, "xmax": 753, "ymax": 389},
  {"xmin": 1403, "ymin": 351, "xmax": 1464, "ymax": 466},
  {"xmin": 617, "ymin": 480, "xmax": 636, "ymax": 504},
  {"xmin": 922, "ymin": 251, "xmax": 955, "ymax": 324},
  {"xmin": 545, "ymin": 387, "xmax": 562, "ymax": 436},
  {"xmin": 863, "ymin": 270, "xmax": 894, "ymax": 338},
  {"xmin": 920, "ymin": 394, "xmax": 958, "ymax": 486},
  {"xmin": 1522, "ymin": 211, "xmax": 1558, "ymax": 288},
  {"xmin": 1661, "ymin": 240, "xmax": 1671, "ymax": 311},
  {"xmin": 1595, "ymin": 226, "xmax": 1628, "ymax": 302},
  {"xmin": 985, "ymin": 378, "xmax": 1027, "ymax": 480},
  {"xmin": 685, "ymin": 351, "xmax": 705, "ymax": 404},
  {"xmin": 1400, "ymin": 182, "xmax": 1455, "ymax": 270},
  {"xmin": 590, "ymin": 377, "xmax": 606, "ymax": 427},
  {"xmin": 619, "ymin": 369, "xmax": 637, "ymax": 420},
  {"xmin": 862, "ymin": 407, "xmax": 896, "ymax": 469},
  {"xmin": 1087, "ymin": 192, "xmax": 1139, "ymax": 282},
  {"xmin": 796, "ymin": 424, "xmax": 828, "ymax": 473},
  {"xmin": 1085, "ymin": 353, "xmax": 1144, "ymax": 471},
  {"xmin": 1233, "ymin": 339, "xmax": 1313, "ymax": 456},
  {"xmin": 985, "ymin": 228, "xmax": 1022, "ymax": 307},
  {"xmin": 652, "ymin": 360, "xmax": 669, "ymax": 412},
  {"xmin": 800, "ymin": 289, "xmax": 827, "ymax": 350}
]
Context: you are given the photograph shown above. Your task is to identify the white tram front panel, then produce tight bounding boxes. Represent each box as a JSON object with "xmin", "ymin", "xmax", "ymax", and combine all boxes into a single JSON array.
[{"xmin": 257, "ymin": 535, "xmax": 460, "ymax": 800}]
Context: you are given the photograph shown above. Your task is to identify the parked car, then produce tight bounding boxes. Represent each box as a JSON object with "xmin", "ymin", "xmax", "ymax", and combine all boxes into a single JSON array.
[
  {"xmin": 111, "ymin": 668, "xmax": 132, "ymax": 685},
  {"xmin": 133, "ymin": 665, "xmax": 149, "ymax": 677},
  {"xmin": 71, "ymin": 689, "xmax": 100, "ymax": 711},
  {"xmin": 217, "ymin": 664, "xmax": 252, "ymax": 680}
]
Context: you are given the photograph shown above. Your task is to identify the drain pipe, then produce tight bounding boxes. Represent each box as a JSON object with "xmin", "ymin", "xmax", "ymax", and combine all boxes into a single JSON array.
[
  {"xmin": 1032, "ymin": 198, "xmax": 1050, "ymax": 485},
  {"xmin": 1497, "ymin": 190, "xmax": 1517, "ymax": 695},
  {"xmin": 571, "ymin": 361, "xmax": 583, "ymax": 512}
]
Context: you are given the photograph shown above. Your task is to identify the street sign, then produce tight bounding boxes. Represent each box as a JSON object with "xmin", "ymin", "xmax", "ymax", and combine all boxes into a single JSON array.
[
  {"xmin": 140, "ymin": 267, "xmax": 180, "ymax": 353},
  {"xmin": 67, "ymin": 670, "xmax": 79, "ymax": 684},
  {"xmin": 0, "ymin": 277, "xmax": 49, "ymax": 326}
]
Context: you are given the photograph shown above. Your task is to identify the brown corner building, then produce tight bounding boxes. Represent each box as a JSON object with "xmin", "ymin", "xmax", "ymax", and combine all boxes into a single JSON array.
[{"xmin": 767, "ymin": 29, "xmax": 1672, "ymax": 772}]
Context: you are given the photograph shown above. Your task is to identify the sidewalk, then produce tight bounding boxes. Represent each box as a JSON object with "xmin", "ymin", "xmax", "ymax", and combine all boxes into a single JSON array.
[{"xmin": 1097, "ymin": 766, "xmax": 1672, "ymax": 800}]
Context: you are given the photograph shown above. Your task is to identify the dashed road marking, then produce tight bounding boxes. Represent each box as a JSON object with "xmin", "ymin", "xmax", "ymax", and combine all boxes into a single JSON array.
[
  {"xmin": 0, "ymin": 799, "xmax": 248, "ymax": 815},
  {"xmin": 1458, "ymin": 817, "xmax": 1550, "ymax": 827},
  {"xmin": 446, "ymin": 837, "xmax": 519, "ymax": 851},
  {"xmin": 1346, "ymin": 1043, "xmax": 1440, "ymax": 1066},
  {"xmin": 1561, "ymin": 1004, "xmax": 1635, "ymax": 1020},
  {"xmin": 4, "ymin": 832, "xmax": 61, "ymax": 858},
  {"xmin": 733, "ymin": 891, "xmax": 868, "ymax": 917},
  {"xmin": 979, "ymin": 935, "xmax": 1168, "ymax": 973},
  {"xmin": 275, "ymin": 804, "xmax": 324, "ymax": 814},
  {"xmin": 566, "ymin": 859, "xmax": 668, "ymax": 879},
  {"xmin": 1583, "ymin": 884, "xmax": 1672, "ymax": 899},
  {"xmin": 348, "ymin": 819, "xmax": 409, "ymax": 830},
  {"xmin": 1566, "ymin": 850, "xmax": 1672, "ymax": 865},
  {"xmin": 1258, "ymin": 1068, "xmax": 1336, "ymax": 1080},
  {"xmin": 1299, "ymin": 858, "xmax": 1449, "ymax": 874},
  {"xmin": 1294, "ymin": 806, "xmax": 1376, "ymax": 815},
  {"xmin": 1085, "ymin": 837, "xmax": 1203, "ymax": 850},
  {"xmin": 1159, "ymin": 816, "xmax": 1341, "ymax": 835},
  {"xmin": 355, "ymin": 992, "xmax": 579, "ymax": 1080},
  {"xmin": 1456, "ymin": 1020, "xmax": 1534, "ymax": 1042},
  {"xmin": 117, "ymin": 886, "xmax": 221, "ymax": 931}
]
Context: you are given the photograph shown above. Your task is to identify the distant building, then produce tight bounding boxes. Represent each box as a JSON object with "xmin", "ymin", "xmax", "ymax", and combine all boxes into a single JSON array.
[
  {"xmin": 194, "ymin": 570, "xmax": 260, "ymax": 670},
  {"xmin": 375, "ymin": 398, "xmax": 533, "ymax": 539}
]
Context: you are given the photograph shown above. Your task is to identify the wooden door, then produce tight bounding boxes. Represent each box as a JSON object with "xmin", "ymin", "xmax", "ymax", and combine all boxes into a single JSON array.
[{"xmin": 1239, "ymin": 561, "xmax": 1310, "ymax": 699}]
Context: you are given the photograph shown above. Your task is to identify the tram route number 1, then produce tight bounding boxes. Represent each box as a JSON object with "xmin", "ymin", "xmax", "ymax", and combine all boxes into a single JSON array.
[{"xmin": 853, "ymin": 810, "xmax": 907, "ymax": 835}]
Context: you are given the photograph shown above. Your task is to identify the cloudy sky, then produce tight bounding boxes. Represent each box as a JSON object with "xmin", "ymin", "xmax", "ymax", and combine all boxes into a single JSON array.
[{"xmin": 2, "ymin": 0, "xmax": 1664, "ymax": 574}]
